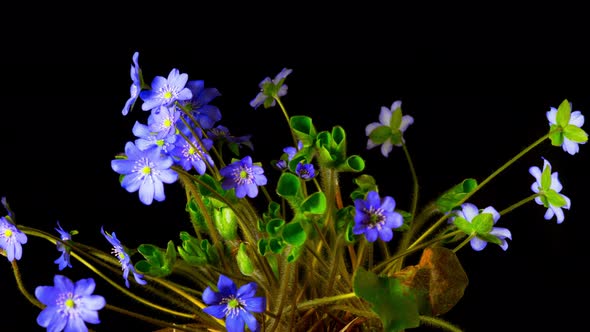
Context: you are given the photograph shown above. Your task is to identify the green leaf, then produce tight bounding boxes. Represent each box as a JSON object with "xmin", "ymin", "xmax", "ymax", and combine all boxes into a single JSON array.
[
  {"xmin": 282, "ymin": 221, "xmax": 307, "ymax": 246},
  {"xmin": 236, "ymin": 243, "xmax": 254, "ymax": 276},
  {"xmin": 368, "ymin": 125, "xmax": 392, "ymax": 145},
  {"xmin": 268, "ymin": 238, "xmax": 285, "ymax": 254},
  {"xmin": 541, "ymin": 163, "xmax": 552, "ymax": 190},
  {"xmin": 548, "ymin": 124, "xmax": 564, "ymax": 146},
  {"xmin": 545, "ymin": 189, "xmax": 567, "ymax": 207},
  {"xmin": 290, "ymin": 115, "xmax": 317, "ymax": 146},
  {"xmin": 332, "ymin": 125, "xmax": 347, "ymax": 149},
  {"xmin": 287, "ymin": 243, "xmax": 304, "ymax": 262},
  {"xmin": 266, "ymin": 218, "xmax": 285, "ymax": 236},
  {"xmin": 435, "ymin": 178, "xmax": 478, "ymax": 213},
  {"xmin": 472, "ymin": 213, "xmax": 494, "ymax": 234},
  {"xmin": 212, "ymin": 206, "xmax": 238, "ymax": 240},
  {"xmin": 556, "ymin": 99, "xmax": 571, "ymax": 128},
  {"xmin": 390, "ymin": 107, "xmax": 403, "ymax": 129},
  {"xmin": 300, "ymin": 192, "xmax": 327, "ymax": 214},
  {"xmin": 277, "ymin": 172, "xmax": 301, "ymax": 197},
  {"xmin": 452, "ymin": 217, "xmax": 473, "ymax": 234},
  {"xmin": 353, "ymin": 267, "xmax": 421, "ymax": 331},
  {"xmin": 337, "ymin": 155, "xmax": 365, "ymax": 172},
  {"xmin": 477, "ymin": 233, "xmax": 503, "ymax": 245},
  {"xmin": 135, "ymin": 242, "xmax": 175, "ymax": 277},
  {"xmin": 564, "ymin": 124, "xmax": 589, "ymax": 143},
  {"xmin": 196, "ymin": 173, "xmax": 223, "ymax": 196},
  {"xmin": 258, "ymin": 239, "xmax": 268, "ymax": 256}
]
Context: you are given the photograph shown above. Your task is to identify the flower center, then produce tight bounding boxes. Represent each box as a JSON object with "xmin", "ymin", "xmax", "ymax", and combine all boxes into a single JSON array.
[
  {"xmin": 234, "ymin": 167, "xmax": 254, "ymax": 185},
  {"xmin": 4, "ymin": 229, "xmax": 12, "ymax": 237},
  {"xmin": 364, "ymin": 207, "xmax": 386, "ymax": 229},
  {"xmin": 222, "ymin": 295, "xmax": 245, "ymax": 318},
  {"xmin": 65, "ymin": 298, "xmax": 76, "ymax": 309},
  {"xmin": 141, "ymin": 166, "xmax": 152, "ymax": 175}
]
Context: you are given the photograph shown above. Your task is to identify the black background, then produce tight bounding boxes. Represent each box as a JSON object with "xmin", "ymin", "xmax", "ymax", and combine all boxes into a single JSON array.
[{"xmin": 1, "ymin": 10, "xmax": 590, "ymax": 332}]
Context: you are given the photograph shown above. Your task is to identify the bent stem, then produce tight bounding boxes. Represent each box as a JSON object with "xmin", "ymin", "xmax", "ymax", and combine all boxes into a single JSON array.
[
  {"xmin": 408, "ymin": 131, "xmax": 553, "ymax": 250},
  {"xmin": 11, "ymin": 260, "xmax": 43, "ymax": 309}
]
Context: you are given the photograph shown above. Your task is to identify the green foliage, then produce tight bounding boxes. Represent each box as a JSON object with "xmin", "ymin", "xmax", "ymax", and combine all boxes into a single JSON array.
[
  {"xmin": 135, "ymin": 241, "xmax": 177, "ymax": 277},
  {"xmin": 353, "ymin": 267, "xmax": 421, "ymax": 331},
  {"xmin": 236, "ymin": 243, "xmax": 254, "ymax": 276},
  {"xmin": 177, "ymin": 231, "xmax": 219, "ymax": 266},
  {"xmin": 436, "ymin": 178, "xmax": 478, "ymax": 213}
]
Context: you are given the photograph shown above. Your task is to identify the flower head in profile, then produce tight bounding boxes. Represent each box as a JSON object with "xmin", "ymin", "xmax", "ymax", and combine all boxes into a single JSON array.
[
  {"xmin": 101, "ymin": 226, "xmax": 147, "ymax": 288},
  {"xmin": 220, "ymin": 156, "xmax": 267, "ymax": 198},
  {"xmin": 250, "ymin": 67, "xmax": 292, "ymax": 109},
  {"xmin": 207, "ymin": 125, "xmax": 254, "ymax": 156},
  {"xmin": 35, "ymin": 275, "xmax": 106, "ymax": 332},
  {"xmin": 54, "ymin": 221, "xmax": 75, "ymax": 270},
  {"xmin": 529, "ymin": 157, "xmax": 571, "ymax": 224},
  {"xmin": 547, "ymin": 99, "xmax": 588, "ymax": 155},
  {"xmin": 451, "ymin": 203, "xmax": 512, "ymax": 251},
  {"xmin": 122, "ymin": 51, "xmax": 142, "ymax": 116},
  {"xmin": 0, "ymin": 216, "xmax": 27, "ymax": 262},
  {"xmin": 111, "ymin": 141, "xmax": 179, "ymax": 205},
  {"xmin": 365, "ymin": 100, "xmax": 414, "ymax": 157},
  {"xmin": 140, "ymin": 68, "xmax": 193, "ymax": 111},
  {"xmin": 202, "ymin": 274, "xmax": 266, "ymax": 332},
  {"xmin": 353, "ymin": 191, "xmax": 404, "ymax": 242},
  {"xmin": 179, "ymin": 80, "xmax": 222, "ymax": 129}
]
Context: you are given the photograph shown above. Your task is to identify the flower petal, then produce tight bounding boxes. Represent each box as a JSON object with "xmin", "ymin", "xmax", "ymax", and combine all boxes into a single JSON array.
[
  {"xmin": 203, "ymin": 304, "xmax": 228, "ymax": 319},
  {"xmin": 461, "ymin": 203, "xmax": 479, "ymax": 222},
  {"xmin": 470, "ymin": 237, "xmax": 487, "ymax": 251},
  {"xmin": 243, "ymin": 296, "xmax": 266, "ymax": 313}
]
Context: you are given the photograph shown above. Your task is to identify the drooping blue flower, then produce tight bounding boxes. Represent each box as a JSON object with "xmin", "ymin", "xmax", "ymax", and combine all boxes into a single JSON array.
[
  {"xmin": 365, "ymin": 100, "xmax": 414, "ymax": 157},
  {"xmin": 452, "ymin": 203, "xmax": 512, "ymax": 251},
  {"xmin": 202, "ymin": 274, "xmax": 266, "ymax": 332},
  {"xmin": 101, "ymin": 226, "xmax": 147, "ymax": 288},
  {"xmin": 140, "ymin": 68, "xmax": 193, "ymax": 111},
  {"xmin": 547, "ymin": 100, "xmax": 588, "ymax": 155},
  {"xmin": 54, "ymin": 221, "xmax": 73, "ymax": 270},
  {"xmin": 295, "ymin": 162, "xmax": 315, "ymax": 180},
  {"xmin": 170, "ymin": 128, "xmax": 214, "ymax": 174},
  {"xmin": 0, "ymin": 216, "xmax": 27, "ymax": 262},
  {"xmin": 529, "ymin": 157, "xmax": 571, "ymax": 224},
  {"xmin": 283, "ymin": 140, "xmax": 303, "ymax": 161},
  {"xmin": 111, "ymin": 142, "xmax": 179, "ymax": 205},
  {"xmin": 179, "ymin": 80, "xmax": 222, "ymax": 129},
  {"xmin": 208, "ymin": 125, "xmax": 254, "ymax": 155},
  {"xmin": 122, "ymin": 51, "xmax": 142, "ymax": 116},
  {"xmin": 250, "ymin": 68, "xmax": 293, "ymax": 109},
  {"xmin": 35, "ymin": 274, "xmax": 106, "ymax": 332},
  {"xmin": 353, "ymin": 191, "xmax": 403, "ymax": 242},
  {"xmin": 220, "ymin": 156, "xmax": 267, "ymax": 198}
]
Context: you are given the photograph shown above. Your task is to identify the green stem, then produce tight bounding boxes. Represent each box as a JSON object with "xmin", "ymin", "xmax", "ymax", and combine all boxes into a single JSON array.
[
  {"xmin": 296, "ymin": 292, "xmax": 357, "ymax": 311},
  {"xmin": 499, "ymin": 193, "xmax": 540, "ymax": 216},
  {"xmin": 453, "ymin": 233, "xmax": 475, "ymax": 253},
  {"xmin": 275, "ymin": 97, "xmax": 298, "ymax": 146},
  {"xmin": 419, "ymin": 315, "xmax": 464, "ymax": 332},
  {"xmin": 402, "ymin": 142, "xmax": 419, "ymax": 222},
  {"xmin": 11, "ymin": 260, "xmax": 43, "ymax": 309},
  {"xmin": 408, "ymin": 131, "xmax": 553, "ymax": 250},
  {"xmin": 104, "ymin": 304, "xmax": 202, "ymax": 332}
]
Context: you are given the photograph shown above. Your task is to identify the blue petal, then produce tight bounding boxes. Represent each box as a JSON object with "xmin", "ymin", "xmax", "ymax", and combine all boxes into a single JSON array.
[
  {"xmin": 202, "ymin": 286, "xmax": 222, "ymax": 305},
  {"xmin": 237, "ymin": 282, "xmax": 258, "ymax": 299},
  {"xmin": 461, "ymin": 203, "xmax": 479, "ymax": 222},
  {"xmin": 203, "ymin": 304, "xmax": 228, "ymax": 319},
  {"xmin": 54, "ymin": 275, "xmax": 74, "ymax": 293},
  {"xmin": 365, "ymin": 191, "xmax": 380, "ymax": 208},
  {"xmin": 380, "ymin": 196, "xmax": 396, "ymax": 212},
  {"xmin": 225, "ymin": 313, "xmax": 245, "ymax": 332},
  {"xmin": 217, "ymin": 275, "xmax": 237, "ymax": 295},
  {"xmin": 35, "ymin": 286, "xmax": 59, "ymax": 306},
  {"xmin": 470, "ymin": 238, "xmax": 487, "ymax": 251},
  {"xmin": 74, "ymin": 278, "xmax": 96, "ymax": 297},
  {"xmin": 80, "ymin": 294, "xmax": 106, "ymax": 311},
  {"xmin": 378, "ymin": 228, "xmax": 393, "ymax": 242},
  {"xmin": 365, "ymin": 229, "xmax": 378, "ymax": 242},
  {"xmin": 36, "ymin": 306, "xmax": 59, "ymax": 328},
  {"xmin": 243, "ymin": 296, "xmax": 266, "ymax": 313},
  {"xmin": 139, "ymin": 180, "xmax": 155, "ymax": 205},
  {"xmin": 78, "ymin": 305, "xmax": 102, "ymax": 324},
  {"xmin": 64, "ymin": 315, "xmax": 89, "ymax": 332},
  {"xmin": 239, "ymin": 309, "xmax": 260, "ymax": 332}
]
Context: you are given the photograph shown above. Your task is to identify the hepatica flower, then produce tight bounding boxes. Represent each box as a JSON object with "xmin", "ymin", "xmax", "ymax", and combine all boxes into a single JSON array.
[
  {"xmin": 0, "ymin": 216, "xmax": 27, "ymax": 262},
  {"xmin": 35, "ymin": 275, "xmax": 106, "ymax": 332},
  {"xmin": 101, "ymin": 226, "xmax": 147, "ymax": 288},
  {"xmin": 122, "ymin": 51, "xmax": 142, "ymax": 116},
  {"xmin": 202, "ymin": 274, "xmax": 266, "ymax": 332},
  {"xmin": 220, "ymin": 156, "xmax": 267, "ymax": 198},
  {"xmin": 529, "ymin": 157, "xmax": 571, "ymax": 223},
  {"xmin": 353, "ymin": 191, "xmax": 403, "ymax": 242},
  {"xmin": 366, "ymin": 100, "xmax": 414, "ymax": 157},
  {"xmin": 170, "ymin": 129, "xmax": 214, "ymax": 175},
  {"xmin": 451, "ymin": 203, "xmax": 512, "ymax": 251},
  {"xmin": 54, "ymin": 221, "xmax": 75, "ymax": 270},
  {"xmin": 179, "ymin": 79, "xmax": 222, "ymax": 129},
  {"xmin": 140, "ymin": 68, "xmax": 193, "ymax": 111},
  {"xmin": 547, "ymin": 99, "xmax": 588, "ymax": 155},
  {"xmin": 250, "ymin": 67, "xmax": 292, "ymax": 109},
  {"xmin": 111, "ymin": 141, "xmax": 179, "ymax": 205}
]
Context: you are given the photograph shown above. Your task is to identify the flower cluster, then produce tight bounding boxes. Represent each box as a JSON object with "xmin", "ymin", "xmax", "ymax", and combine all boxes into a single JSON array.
[{"xmin": 2, "ymin": 53, "xmax": 588, "ymax": 332}]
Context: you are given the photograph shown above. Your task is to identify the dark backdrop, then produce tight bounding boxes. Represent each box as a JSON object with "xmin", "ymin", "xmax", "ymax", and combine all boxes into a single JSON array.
[{"xmin": 1, "ymin": 24, "xmax": 589, "ymax": 332}]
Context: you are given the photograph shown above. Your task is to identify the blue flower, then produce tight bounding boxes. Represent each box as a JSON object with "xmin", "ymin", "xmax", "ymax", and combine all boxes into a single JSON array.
[
  {"xmin": 54, "ymin": 221, "xmax": 73, "ymax": 270},
  {"xmin": 180, "ymin": 80, "xmax": 222, "ymax": 129},
  {"xmin": 0, "ymin": 216, "xmax": 27, "ymax": 262},
  {"xmin": 132, "ymin": 121, "xmax": 177, "ymax": 154},
  {"xmin": 529, "ymin": 157, "xmax": 571, "ymax": 224},
  {"xmin": 35, "ymin": 275, "xmax": 106, "ymax": 332},
  {"xmin": 148, "ymin": 105, "xmax": 180, "ymax": 139},
  {"xmin": 111, "ymin": 141, "xmax": 179, "ymax": 205},
  {"xmin": 547, "ymin": 101, "xmax": 588, "ymax": 155},
  {"xmin": 249, "ymin": 68, "xmax": 292, "ymax": 109},
  {"xmin": 365, "ymin": 100, "xmax": 414, "ymax": 157},
  {"xmin": 101, "ymin": 226, "xmax": 147, "ymax": 288},
  {"xmin": 208, "ymin": 125, "xmax": 254, "ymax": 154},
  {"xmin": 295, "ymin": 162, "xmax": 315, "ymax": 180},
  {"xmin": 140, "ymin": 68, "xmax": 193, "ymax": 111},
  {"xmin": 170, "ymin": 128, "xmax": 214, "ymax": 174},
  {"xmin": 353, "ymin": 191, "xmax": 403, "ymax": 242},
  {"xmin": 452, "ymin": 203, "xmax": 512, "ymax": 251},
  {"xmin": 122, "ymin": 51, "xmax": 141, "ymax": 116},
  {"xmin": 202, "ymin": 274, "xmax": 266, "ymax": 332},
  {"xmin": 220, "ymin": 156, "xmax": 267, "ymax": 198}
]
